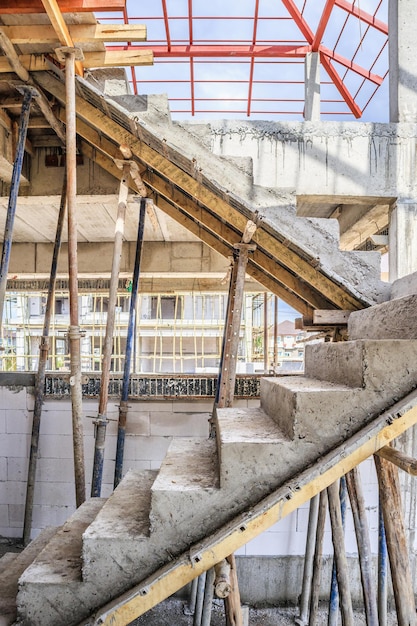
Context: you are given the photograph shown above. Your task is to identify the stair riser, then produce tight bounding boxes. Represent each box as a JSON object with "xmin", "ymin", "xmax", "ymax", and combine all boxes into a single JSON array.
[
  {"xmin": 348, "ymin": 294, "xmax": 417, "ymax": 339},
  {"xmin": 305, "ymin": 340, "xmax": 417, "ymax": 389},
  {"xmin": 260, "ymin": 379, "xmax": 363, "ymax": 439},
  {"xmin": 17, "ymin": 582, "xmax": 99, "ymax": 626}
]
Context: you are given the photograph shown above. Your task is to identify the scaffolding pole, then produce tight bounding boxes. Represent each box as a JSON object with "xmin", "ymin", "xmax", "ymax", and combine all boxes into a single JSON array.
[
  {"xmin": 22, "ymin": 174, "xmax": 66, "ymax": 546},
  {"xmin": 0, "ymin": 87, "xmax": 36, "ymax": 331},
  {"xmin": 57, "ymin": 46, "xmax": 86, "ymax": 508},
  {"xmin": 91, "ymin": 160, "xmax": 132, "ymax": 497},
  {"xmin": 114, "ymin": 197, "xmax": 146, "ymax": 489}
]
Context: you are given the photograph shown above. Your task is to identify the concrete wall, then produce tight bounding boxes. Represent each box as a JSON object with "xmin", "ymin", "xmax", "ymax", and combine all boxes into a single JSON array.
[{"xmin": 180, "ymin": 119, "xmax": 417, "ymax": 202}]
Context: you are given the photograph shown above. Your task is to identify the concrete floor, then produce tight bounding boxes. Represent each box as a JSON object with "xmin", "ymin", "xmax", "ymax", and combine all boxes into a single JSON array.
[{"xmin": 131, "ymin": 598, "xmax": 398, "ymax": 625}]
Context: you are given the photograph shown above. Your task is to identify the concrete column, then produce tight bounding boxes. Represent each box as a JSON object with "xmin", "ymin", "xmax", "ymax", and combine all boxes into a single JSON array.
[
  {"xmin": 388, "ymin": 201, "xmax": 417, "ymax": 280},
  {"xmin": 304, "ymin": 52, "xmax": 320, "ymax": 121},
  {"xmin": 389, "ymin": 0, "xmax": 417, "ymax": 122}
]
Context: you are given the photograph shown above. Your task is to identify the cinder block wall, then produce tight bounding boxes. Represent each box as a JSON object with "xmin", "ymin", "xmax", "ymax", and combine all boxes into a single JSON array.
[{"xmin": 0, "ymin": 385, "xmax": 391, "ymax": 604}]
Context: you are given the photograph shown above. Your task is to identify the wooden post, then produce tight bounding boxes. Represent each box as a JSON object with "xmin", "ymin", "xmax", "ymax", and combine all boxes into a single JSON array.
[
  {"xmin": 215, "ymin": 220, "xmax": 257, "ymax": 626},
  {"xmin": 345, "ymin": 467, "xmax": 378, "ymax": 626},
  {"xmin": 308, "ymin": 490, "xmax": 327, "ymax": 626},
  {"xmin": 374, "ymin": 454, "xmax": 417, "ymax": 626},
  {"xmin": 327, "ymin": 481, "xmax": 354, "ymax": 626},
  {"xmin": 224, "ymin": 554, "xmax": 243, "ymax": 626},
  {"xmin": 57, "ymin": 45, "xmax": 86, "ymax": 508}
]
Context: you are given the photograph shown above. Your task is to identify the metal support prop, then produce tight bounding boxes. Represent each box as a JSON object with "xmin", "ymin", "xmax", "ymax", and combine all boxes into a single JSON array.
[
  {"xmin": 345, "ymin": 467, "xmax": 378, "ymax": 626},
  {"xmin": 114, "ymin": 197, "xmax": 146, "ymax": 489},
  {"xmin": 201, "ymin": 567, "xmax": 216, "ymax": 626},
  {"xmin": 22, "ymin": 174, "xmax": 67, "ymax": 546},
  {"xmin": 193, "ymin": 571, "xmax": 207, "ymax": 626},
  {"xmin": 0, "ymin": 87, "xmax": 35, "ymax": 330},
  {"xmin": 328, "ymin": 476, "xmax": 347, "ymax": 626},
  {"xmin": 61, "ymin": 46, "xmax": 86, "ymax": 508},
  {"xmin": 295, "ymin": 494, "xmax": 319, "ymax": 626},
  {"xmin": 91, "ymin": 161, "xmax": 131, "ymax": 497},
  {"xmin": 378, "ymin": 495, "xmax": 388, "ymax": 626}
]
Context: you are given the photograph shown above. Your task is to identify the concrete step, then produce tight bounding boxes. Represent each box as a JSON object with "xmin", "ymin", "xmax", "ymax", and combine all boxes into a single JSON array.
[
  {"xmin": 259, "ymin": 376, "xmax": 363, "ymax": 442},
  {"xmin": 150, "ymin": 438, "xmax": 219, "ymax": 538},
  {"xmin": 215, "ymin": 406, "xmax": 306, "ymax": 496},
  {"xmin": 0, "ymin": 552, "xmax": 18, "ymax": 577},
  {"xmin": 0, "ymin": 527, "xmax": 58, "ymax": 626},
  {"xmin": 17, "ymin": 499, "xmax": 106, "ymax": 626},
  {"xmin": 348, "ymin": 294, "xmax": 417, "ymax": 339},
  {"xmin": 83, "ymin": 470, "xmax": 156, "ymax": 589},
  {"xmin": 305, "ymin": 339, "xmax": 417, "ymax": 391}
]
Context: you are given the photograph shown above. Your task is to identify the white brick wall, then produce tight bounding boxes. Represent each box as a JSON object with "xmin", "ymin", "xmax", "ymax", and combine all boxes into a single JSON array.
[{"xmin": 0, "ymin": 386, "xmax": 384, "ymax": 559}]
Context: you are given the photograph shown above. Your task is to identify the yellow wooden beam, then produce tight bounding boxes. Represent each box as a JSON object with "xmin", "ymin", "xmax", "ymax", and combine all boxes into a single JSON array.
[
  {"xmin": 40, "ymin": 0, "xmax": 84, "ymax": 76},
  {"xmin": 0, "ymin": 23, "xmax": 147, "ymax": 45},
  {"xmin": 86, "ymin": 392, "xmax": 417, "ymax": 624},
  {"xmin": 0, "ymin": 50, "xmax": 153, "ymax": 73}
]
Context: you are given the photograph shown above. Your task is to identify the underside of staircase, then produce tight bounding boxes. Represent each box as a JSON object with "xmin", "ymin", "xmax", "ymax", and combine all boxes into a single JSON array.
[{"xmin": 0, "ymin": 72, "xmax": 413, "ymax": 625}]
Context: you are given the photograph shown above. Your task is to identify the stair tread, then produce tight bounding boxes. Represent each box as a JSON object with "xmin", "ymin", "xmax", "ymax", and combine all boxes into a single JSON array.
[
  {"xmin": 0, "ymin": 527, "xmax": 58, "ymax": 624},
  {"xmin": 0, "ymin": 552, "xmax": 19, "ymax": 576},
  {"xmin": 265, "ymin": 375, "xmax": 356, "ymax": 392},
  {"xmin": 84, "ymin": 470, "xmax": 156, "ymax": 540},
  {"xmin": 19, "ymin": 498, "xmax": 105, "ymax": 585},
  {"xmin": 216, "ymin": 407, "xmax": 289, "ymax": 443},
  {"xmin": 152, "ymin": 438, "xmax": 219, "ymax": 491}
]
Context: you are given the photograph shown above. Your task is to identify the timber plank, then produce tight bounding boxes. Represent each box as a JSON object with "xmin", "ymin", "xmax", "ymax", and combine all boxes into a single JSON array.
[
  {"xmin": 1, "ymin": 24, "xmax": 147, "ymax": 45},
  {"xmin": 0, "ymin": 0, "xmax": 126, "ymax": 12},
  {"xmin": 0, "ymin": 51, "xmax": 153, "ymax": 73}
]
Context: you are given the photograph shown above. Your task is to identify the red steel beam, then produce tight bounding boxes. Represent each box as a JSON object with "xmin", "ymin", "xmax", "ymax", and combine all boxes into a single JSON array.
[
  {"xmin": 281, "ymin": 0, "xmax": 314, "ymax": 42},
  {"xmin": 334, "ymin": 0, "xmax": 388, "ymax": 35},
  {"xmin": 110, "ymin": 44, "xmax": 311, "ymax": 58},
  {"xmin": 247, "ymin": 0, "xmax": 260, "ymax": 117},
  {"xmin": 320, "ymin": 52, "xmax": 361, "ymax": 118},
  {"xmin": 161, "ymin": 0, "xmax": 171, "ymax": 52},
  {"xmin": 1, "ymin": 0, "xmax": 125, "ymax": 12},
  {"xmin": 188, "ymin": 0, "xmax": 194, "ymax": 115},
  {"xmin": 321, "ymin": 46, "xmax": 383, "ymax": 84},
  {"xmin": 312, "ymin": 0, "xmax": 336, "ymax": 51}
]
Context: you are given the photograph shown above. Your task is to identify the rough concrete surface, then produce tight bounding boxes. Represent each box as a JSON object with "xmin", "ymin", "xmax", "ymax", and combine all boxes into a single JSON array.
[{"xmin": 131, "ymin": 598, "xmax": 398, "ymax": 626}]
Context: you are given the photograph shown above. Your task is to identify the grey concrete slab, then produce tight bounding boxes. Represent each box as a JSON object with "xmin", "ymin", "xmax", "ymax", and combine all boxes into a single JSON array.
[
  {"xmin": 0, "ymin": 527, "xmax": 58, "ymax": 626},
  {"xmin": 349, "ymin": 294, "xmax": 417, "ymax": 339},
  {"xmin": 82, "ymin": 470, "xmax": 156, "ymax": 585},
  {"xmin": 305, "ymin": 339, "xmax": 417, "ymax": 390}
]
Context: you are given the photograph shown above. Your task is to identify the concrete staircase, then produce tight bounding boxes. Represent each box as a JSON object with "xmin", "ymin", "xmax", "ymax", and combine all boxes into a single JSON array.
[
  {"xmin": 34, "ymin": 71, "xmax": 389, "ymax": 315},
  {"xmin": 0, "ymin": 292, "xmax": 415, "ymax": 625}
]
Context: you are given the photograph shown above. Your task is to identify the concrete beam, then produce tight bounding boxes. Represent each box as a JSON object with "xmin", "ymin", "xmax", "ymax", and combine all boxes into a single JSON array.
[
  {"xmin": 389, "ymin": 0, "xmax": 417, "ymax": 122},
  {"xmin": 304, "ymin": 52, "xmax": 320, "ymax": 121}
]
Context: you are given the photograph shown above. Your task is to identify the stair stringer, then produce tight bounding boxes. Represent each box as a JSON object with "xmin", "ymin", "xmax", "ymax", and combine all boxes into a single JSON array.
[{"xmin": 77, "ymin": 389, "xmax": 417, "ymax": 626}]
